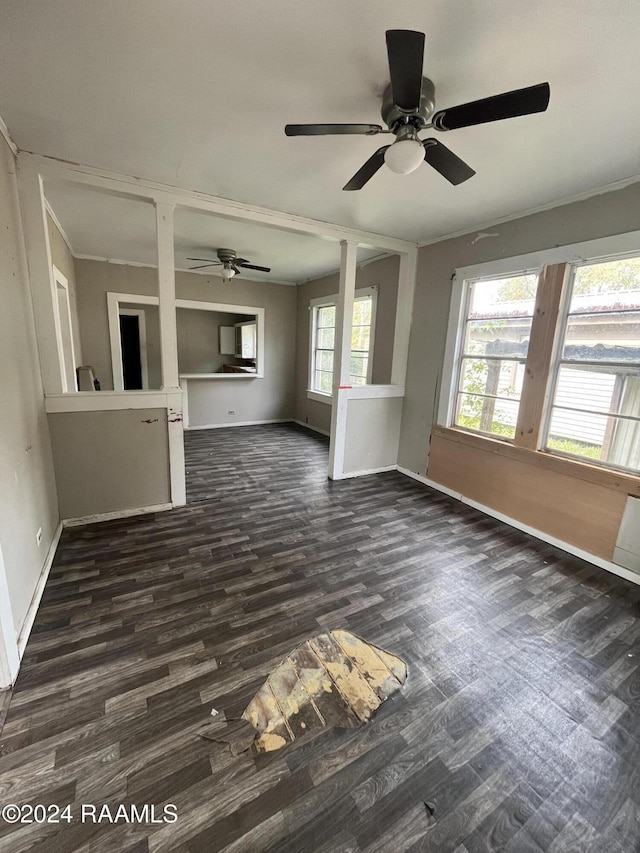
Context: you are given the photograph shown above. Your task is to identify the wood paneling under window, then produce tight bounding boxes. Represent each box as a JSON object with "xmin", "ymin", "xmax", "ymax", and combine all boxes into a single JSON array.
[{"xmin": 428, "ymin": 425, "xmax": 637, "ymax": 559}]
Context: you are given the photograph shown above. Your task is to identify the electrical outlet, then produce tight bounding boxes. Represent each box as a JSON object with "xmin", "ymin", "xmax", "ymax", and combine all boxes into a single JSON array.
[
  {"xmin": 228, "ymin": 410, "xmax": 235, "ymax": 415},
  {"xmin": 36, "ymin": 527, "xmax": 42, "ymax": 547}
]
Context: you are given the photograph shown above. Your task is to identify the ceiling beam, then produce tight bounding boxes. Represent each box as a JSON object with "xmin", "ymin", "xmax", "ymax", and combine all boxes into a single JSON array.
[{"xmin": 19, "ymin": 152, "xmax": 417, "ymax": 254}]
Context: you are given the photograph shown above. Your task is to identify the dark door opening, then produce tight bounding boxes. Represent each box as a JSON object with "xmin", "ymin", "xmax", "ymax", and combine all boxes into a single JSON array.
[{"xmin": 119, "ymin": 314, "xmax": 143, "ymax": 390}]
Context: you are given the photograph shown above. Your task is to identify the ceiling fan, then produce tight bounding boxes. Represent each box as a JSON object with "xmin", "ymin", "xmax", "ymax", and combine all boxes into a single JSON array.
[
  {"xmin": 187, "ymin": 248, "xmax": 271, "ymax": 282},
  {"xmin": 285, "ymin": 30, "xmax": 550, "ymax": 190}
]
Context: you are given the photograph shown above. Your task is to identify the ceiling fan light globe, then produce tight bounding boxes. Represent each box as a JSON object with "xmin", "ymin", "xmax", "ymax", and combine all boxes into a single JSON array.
[
  {"xmin": 221, "ymin": 264, "xmax": 236, "ymax": 283},
  {"xmin": 384, "ymin": 138, "xmax": 424, "ymax": 175}
]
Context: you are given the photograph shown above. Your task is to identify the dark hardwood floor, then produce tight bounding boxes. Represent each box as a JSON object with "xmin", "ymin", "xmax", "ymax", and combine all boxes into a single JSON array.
[{"xmin": 2, "ymin": 422, "xmax": 640, "ymax": 852}]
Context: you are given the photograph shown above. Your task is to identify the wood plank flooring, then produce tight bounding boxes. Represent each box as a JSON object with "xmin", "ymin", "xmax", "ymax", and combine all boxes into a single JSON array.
[{"xmin": 2, "ymin": 422, "xmax": 640, "ymax": 852}]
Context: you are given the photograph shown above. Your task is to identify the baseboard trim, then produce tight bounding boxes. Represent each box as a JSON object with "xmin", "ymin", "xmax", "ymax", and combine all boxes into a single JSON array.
[
  {"xmin": 62, "ymin": 503, "xmax": 173, "ymax": 527},
  {"xmin": 397, "ymin": 466, "xmax": 640, "ymax": 587},
  {"xmin": 340, "ymin": 465, "xmax": 398, "ymax": 479},
  {"xmin": 292, "ymin": 419, "xmax": 330, "ymax": 438},
  {"xmin": 16, "ymin": 521, "xmax": 63, "ymax": 659},
  {"xmin": 185, "ymin": 419, "xmax": 291, "ymax": 431}
]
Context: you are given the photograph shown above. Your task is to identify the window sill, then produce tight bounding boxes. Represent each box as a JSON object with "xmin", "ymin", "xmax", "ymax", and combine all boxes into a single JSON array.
[
  {"xmin": 433, "ymin": 425, "xmax": 640, "ymax": 496},
  {"xmin": 307, "ymin": 390, "xmax": 332, "ymax": 405}
]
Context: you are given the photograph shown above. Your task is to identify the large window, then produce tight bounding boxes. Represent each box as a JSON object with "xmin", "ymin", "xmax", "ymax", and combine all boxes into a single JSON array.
[
  {"xmin": 454, "ymin": 273, "xmax": 538, "ymax": 440},
  {"xmin": 544, "ymin": 257, "xmax": 640, "ymax": 471},
  {"xmin": 310, "ymin": 288, "xmax": 376, "ymax": 395},
  {"xmin": 442, "ymin": 243, "xmax": 640, "ymax": 476}
]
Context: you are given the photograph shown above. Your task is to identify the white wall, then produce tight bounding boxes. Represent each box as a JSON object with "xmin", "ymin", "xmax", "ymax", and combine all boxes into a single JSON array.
[
  {"xmin": 0, "ymin": 135, "xmax": 59, "ymax": 637},
  {"xmin": 343, "ymin": 397, "xmax": 403, "ymax": 474}
]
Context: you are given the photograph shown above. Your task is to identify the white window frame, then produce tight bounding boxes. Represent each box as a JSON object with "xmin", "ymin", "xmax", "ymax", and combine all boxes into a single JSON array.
[
  {"xmin": 307, "ymin": 286, "xmax": 378, "ymax": 404},
  {"xmin": 541, "ymin": 252, "xmax": 640, "ymax": 473},
  {"xmin": 442, "ymin": 268, "xmax": 540, "ymax": 441},
  {"xmin": 439, "ymin": 230, "xmax": 640, "ymax": 459}
]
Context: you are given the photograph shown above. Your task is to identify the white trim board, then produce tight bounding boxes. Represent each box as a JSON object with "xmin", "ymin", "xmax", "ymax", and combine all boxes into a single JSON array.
[
  {"xmin": 397, "ymin": 466, "xmax": 640, "ymax": 588},
  {"xmin": 185, "ymin": 418, "xmax": 291, "ymax": 431},
  {"xmin": 21, "ymin": 152, "xmax": 417, "ymax": 254},
  {"xmin": 340, "ymin": 465, "xmax": 397, "ymax": 479},
  {"xmin": 16, "ymin": 522, "xmax": 63, "ymax": 661},
  {"xmin": 62, "ymin": 503, "xmax": 173, "ymax": 527},
  {"xmin": 45, "ymin": 389, "xmax": 183, "ymax": 413}
]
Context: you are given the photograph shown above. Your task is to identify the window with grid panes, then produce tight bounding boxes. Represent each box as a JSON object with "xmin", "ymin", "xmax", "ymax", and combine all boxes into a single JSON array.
[
  {"xmin": 311, "ymin": 294, "xmax": 374, "ymax": 394},
  {"xmin": 454, "ymin": 273, "xmax": 539, "ymax": 439},
  {"xmin": 544, "ymin": 257, "xmax": 640, "ymax": 472}
]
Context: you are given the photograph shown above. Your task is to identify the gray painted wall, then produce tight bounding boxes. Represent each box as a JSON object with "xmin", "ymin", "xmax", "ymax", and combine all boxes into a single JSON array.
[
  {"xmin": 294, "ymin": 255, "xmax": 400, "ymax": 433},
  {"xmin": 177, "ymin": 308, "xmax": 249, "ymax": 375},
  {"xmin": 399, "ymin": 181, "xmax": 640, "ymax": 477},
  {"xmin": 48, "ymin": 409, "xmax": 170, "ymax": 519},
  {"xmin": 0, "ymin": 136, "xmax": 59, "ymax": 633},
  {"xmin": 73, "ymin": 260, "xmax": 297, "ymax": 423},
  {"xmin": 74, "ymin": 261, "xmax": 159, "ymax": 390}
]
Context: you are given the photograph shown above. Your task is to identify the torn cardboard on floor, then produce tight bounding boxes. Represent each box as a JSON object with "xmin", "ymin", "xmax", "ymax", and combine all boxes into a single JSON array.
[{"xmin": 203, "ymin": 629, "xmax": 407, "ymax": 755}]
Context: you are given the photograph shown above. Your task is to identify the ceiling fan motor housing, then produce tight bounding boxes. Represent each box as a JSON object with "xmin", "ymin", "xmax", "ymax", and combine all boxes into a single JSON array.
[
  {"xmin": 217, "ymin": 248, "xmax": 237, "ymax": 263},
  {"xmin": 381, "ymin": 77, "xmax": 436, "ymax": 133}
]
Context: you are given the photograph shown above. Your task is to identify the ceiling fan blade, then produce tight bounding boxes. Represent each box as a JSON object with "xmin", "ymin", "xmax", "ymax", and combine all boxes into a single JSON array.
[
  {"xmin": 432, "ymin": 82, "xmax": 550, "ymax": 131},
  {"xmin": 285, "ymin": 123, "xmax": 383, "ymax": 136},
  {"xmin": 343, "ymin": 146, "xmax": 390, "ymax": 191},
  {"xmin": 231, "ymin": 264, "xmax": 241, "ymax": 275},
  {"xmin": 239, "ymin": 263, "xmax": 271, "ymax": 272},
  {"xmin": 187, "ymin": 257, "xmax": 221, "ymax": 263},
  {"xmin": 385, "ymin": 30, "xmax": 425, "ymax": 112},
  {"xmin": 189, "ymin": 263, "xmax": 218, "ymax": 270},
  {"xmin": 423, "ymin": 140, "xmax": 476, "ymax": 185}
]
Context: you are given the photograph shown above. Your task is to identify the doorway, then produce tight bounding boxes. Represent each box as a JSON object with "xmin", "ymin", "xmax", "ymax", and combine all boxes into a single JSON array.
[{"xmin": 118, "ymin": 309, "xmax": 149, "ymax": 390}]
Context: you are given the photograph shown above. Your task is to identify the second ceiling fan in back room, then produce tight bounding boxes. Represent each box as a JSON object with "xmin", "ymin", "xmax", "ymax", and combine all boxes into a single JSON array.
[
  {"xmin": 187, "ymin": 248, "xmax": 271, "ymax": 283},
  {"xmin": 285, "ymin": 30, "xmax": 550, "ymax": 190}
]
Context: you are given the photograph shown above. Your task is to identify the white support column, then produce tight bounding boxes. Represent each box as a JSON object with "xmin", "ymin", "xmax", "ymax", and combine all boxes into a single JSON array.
[
  {"xmin": 155, "ymin": 201, "xmax": 179, "ymax": 390},
  {"xmin": 328, "ymin": 240, "xmax": 358, "ymax": 480},
  {"xmin": 155, "ymin": 203, "xmax": 185, "ymax": 506},
  {"xmin": 391, "ymin": 249, "xmax": 418, "ymax": 386},
  {"xmin": 167, "ymin": 391, "xmax": 187, "ymax": 507},
  {"xmin": 17, "ymin": 160, "xmax": 65, "ymax": 394}
]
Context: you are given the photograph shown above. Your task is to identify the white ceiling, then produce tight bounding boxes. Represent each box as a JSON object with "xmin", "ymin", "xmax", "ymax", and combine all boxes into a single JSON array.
[{"xmin": 3, "ymin": 0, "xmax": 640, "ymax": 272}]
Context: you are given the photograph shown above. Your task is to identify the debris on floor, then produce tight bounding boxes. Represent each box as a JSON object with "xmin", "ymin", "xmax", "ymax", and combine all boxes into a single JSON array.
[
  {"xmin": 240, "ymin": 629, "xmax": 408, "ymax": 753},
  {"xmin": 200, "ymin": 719, "xmax": 256, "ymax": 756}
]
